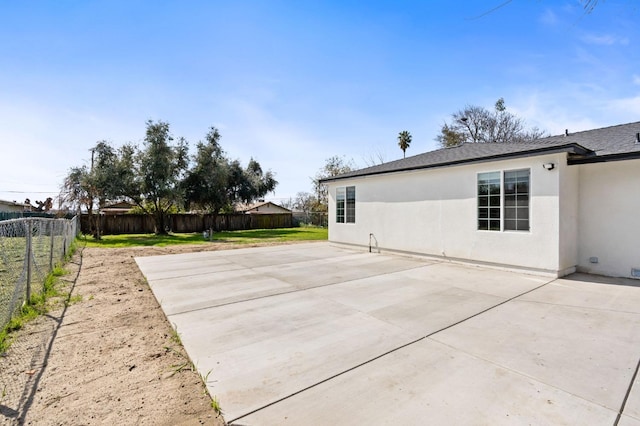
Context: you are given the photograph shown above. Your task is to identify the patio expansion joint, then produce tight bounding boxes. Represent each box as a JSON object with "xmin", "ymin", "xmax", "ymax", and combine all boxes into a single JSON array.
[
  {"xmin": 168, "ymin": 263, "xmax": 433, "ymax": 318},
  {"xmin": 228, "ymin": 274, "xmax": 558, "ymax": 424},
  {"xmin": 615, "ymin": 355, "xmax": 640, "ymax": 425},
  {"xmin": 150, "ymin": 267, "xmax": 245, "ymax": 282}
]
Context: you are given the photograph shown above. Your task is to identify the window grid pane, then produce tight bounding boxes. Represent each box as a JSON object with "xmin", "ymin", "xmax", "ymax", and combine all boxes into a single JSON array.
[
  {"xmin": 503, "ymin": 170, "xmax": 530, "ymax": 231},
  {"xmin": 478, "ymin": 172, "xmax": 501, "ymax": 231},
  {"xmin": 336, "ymin": 188, "xmax": 345, "ymax": 223},
  {"xmin": 346, "ymin": 186, "xmax": 356, "ymax": 223}
]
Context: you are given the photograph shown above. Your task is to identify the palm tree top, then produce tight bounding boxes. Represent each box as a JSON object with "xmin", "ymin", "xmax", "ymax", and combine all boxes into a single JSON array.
[{"xmin": 397, "ymin": 130, "xmax": 412, "ymax": 159}]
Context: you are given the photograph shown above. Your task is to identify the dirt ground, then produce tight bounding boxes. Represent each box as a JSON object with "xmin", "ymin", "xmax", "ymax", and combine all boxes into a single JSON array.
[{"xmin": 0, "ymin": 241, "xmax": 291, "ymax": 425}]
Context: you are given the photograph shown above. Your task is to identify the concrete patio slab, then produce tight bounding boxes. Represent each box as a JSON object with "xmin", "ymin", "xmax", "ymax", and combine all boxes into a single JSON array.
[
  {"xmin": 169, "ymin": 291, "xmax": 414, "ymax": 419},
  {"xmin": 135, "ymin": 242, "xmax": 640, "ymax": 425},
  {"xmin": 620, "ymin": 415, "xmax": 640, "ymax": 426},
  {"xmin": 432, "ymin": 299, "xmax": 640, "ymax": 410},
  {"xmin": 238, "ymin": 339, "xmax": 615, "ymax": 425}
]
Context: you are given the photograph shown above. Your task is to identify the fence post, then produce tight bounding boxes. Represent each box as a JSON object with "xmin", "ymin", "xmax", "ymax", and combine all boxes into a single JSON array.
[
  {"xmin": 25, "ymin": 219, "xmax": 32, "ymax": 303},
  {"xmin": 49, "ymin": 220, "xmax": 55, "ymax": 271},
  {"xmin": 63, "ymin": 224, "xmax": 67, "ymax": 259}
]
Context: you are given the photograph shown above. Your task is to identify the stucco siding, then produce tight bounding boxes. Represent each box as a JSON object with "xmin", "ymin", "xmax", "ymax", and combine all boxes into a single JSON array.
[
  {"xmin": 328, "ymin": 153, "xmax": 565, "ymax": 274},
  {"xmin": 577, "ymin": 159, "xmax": 640, "ymax": 278},
  {"xmin": 558, "ymin": 160, "xmax": 579, "ymax": 275}
]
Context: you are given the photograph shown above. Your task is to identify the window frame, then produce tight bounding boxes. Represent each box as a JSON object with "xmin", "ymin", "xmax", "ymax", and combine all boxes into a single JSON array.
[
  {"xmin": 335, "ymin": 186, "xmax": 355, "ymax": 224},
  {"xmin": 477, "ymin": 168, "xmax": 530, "ymax": 232},
  {"xmin": 503, "ymin": 169, "xmax": 530, "ymax": 232},
  {"xmin": 477, "ymin": 171, "xmax": 502, "ymax": 231},
  {"xmin": 336, "ymin": 187, "xmax": 345, "ymax": 223},
  {"xmin": 346, "ymin": 186, "xmax": 356, "ymax": 223}
]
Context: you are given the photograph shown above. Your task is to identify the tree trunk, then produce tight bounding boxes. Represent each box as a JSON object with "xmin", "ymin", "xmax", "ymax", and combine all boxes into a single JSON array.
[
  {"xmin": 154, "ymin": 210, "xmax": 167, "ymax": 235},
  {"xmin": 95, "ymin": 198, "xmax": 105, "ymax": 240}
]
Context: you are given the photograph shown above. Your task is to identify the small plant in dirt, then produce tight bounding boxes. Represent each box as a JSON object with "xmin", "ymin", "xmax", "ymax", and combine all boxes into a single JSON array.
[
  {"xmin": 65, "ymin": 294, "xmax": 83, "ymax": 306},
  {"xmin": 200, "ymin": 370, "xmax": 222, "ymax": 414},
  {"xmin": 163, "ymin": 331, "xmax": 223, "ymax": 415},
  {"xmin": 170, "ymin": 324, "xmax": 182, "ymax": 345},
  {"xmin": 211, "ymin": 395, "xmax": 221, "ymax": 414}
]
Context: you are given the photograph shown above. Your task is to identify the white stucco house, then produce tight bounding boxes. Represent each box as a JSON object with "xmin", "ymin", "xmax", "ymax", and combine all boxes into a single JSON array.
[{"xmin": 322, "ymin": 121, "xmax": 640, "ymax": 279}]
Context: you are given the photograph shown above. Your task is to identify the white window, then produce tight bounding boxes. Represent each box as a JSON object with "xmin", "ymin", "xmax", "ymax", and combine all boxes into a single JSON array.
[
  {"xmin": 477, "ymin": 169, "xmax": 530, "ymax": 232},
  {"xmin": 336, "ymin": 186, "xmax": 355, "ymax": 223},
  {"xmin": 346, "ymin": 186, "xmax": 356, "ymax": 223},
  {"xmin": 504, "ymin": 170, "xmax": 530, "ymax": 231},
  {"xmin": 477, "ymin": 172, "xmax": 501, "ymax": 231},
  {"xmin": 336, "ymin": 188, "xmax": 345, "ymax": 223}
]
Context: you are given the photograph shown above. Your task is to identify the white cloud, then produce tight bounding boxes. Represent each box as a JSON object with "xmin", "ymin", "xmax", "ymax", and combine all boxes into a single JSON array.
[
  {"xmin": 581, "ymin": 33, "xmax": 629, "ymax": 46},
  {"xmin": 506, "ymin": 88, "xmax": 630, "ymax": 137},
  {"xmin": 605, "ymin": 96, "xmax": 640, "ymax": 116},
  {"xmin": 0, "ymin": 98, "xmax": 143, "ymax": 201},
  {"xmin": 539, "ymin": 8, "xmax": 558, "ymax": 26}
]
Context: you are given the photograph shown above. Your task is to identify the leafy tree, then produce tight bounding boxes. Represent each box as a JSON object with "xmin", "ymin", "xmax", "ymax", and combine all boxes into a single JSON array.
[
  {"xmin": 224, "ymin": 158, "xmax": 277, "ymax": 208},
  {"xmin": 91, "ymin": 142, "xmax": 134, "ymax": 210},
  {"xmin": 241, "ymin": 158, "xmax": 278, "ymax": 202},
  {"xmin": 183, "ymin": 127, "xmax": 229, "ymax": 214},
  {"xmin": 61, "ymin": 141, "xmax": 135, "ymax": 238},
  {"xmin": 435, "ymin": 98, "xmax": 546, "ymax": 148},
  {"xmin": 397, "ymin": 130, "xmax": 412, "ymax": 158},
  {"xmin": 62, "ymin": 121, "xmax": 278, "ymax": 235},
  {"xmin": 183, "ymin": 127, "xmax": 278, "ymax": 218},
  {"xmin": 127, "ymin": 120, "xmax": 189, "ymax": 234},
  {"xmin": 60, "ymin": 166, "xmax": 92, "ymax": 214},
  {"xmin": 311, "ymin": 156, "xmax": 355, "ymax": 212}
]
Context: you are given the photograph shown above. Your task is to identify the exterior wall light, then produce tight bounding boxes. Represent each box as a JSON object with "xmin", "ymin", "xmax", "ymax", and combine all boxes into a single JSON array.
[{"xmin": 542, "ymin": 162, "xmax": 555, "ymax": 171}]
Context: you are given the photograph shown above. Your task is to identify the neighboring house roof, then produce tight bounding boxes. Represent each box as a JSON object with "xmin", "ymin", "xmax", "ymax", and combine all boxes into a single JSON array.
[
  {"xmin": 322, "ymin": 121, "xmax": 640, "ymax": 182},
  {"xmin": 103, "ymin": 201, "xmax": 135, "ymax": 209},
  {"xmin": 241, "ymin": 201, "xmax": 292, "ymax": 214},
  {"xmin": 0, "ymin": 199, "xmax": 29, "ymax": 210},
  {"xmin": 101, "ymin": 201, "xmax": 135, "ymax": 214}
]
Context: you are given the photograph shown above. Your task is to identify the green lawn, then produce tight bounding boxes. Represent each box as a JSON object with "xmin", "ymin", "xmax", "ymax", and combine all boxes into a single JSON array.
[{"xmin": 83, "ymin": 227, "xmax": 328, "ymax": 248}]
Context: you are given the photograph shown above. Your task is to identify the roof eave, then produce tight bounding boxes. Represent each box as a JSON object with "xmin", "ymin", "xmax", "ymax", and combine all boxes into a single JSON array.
[
  {"xmin": 321, "ymin": 144, "xmax": 592, "ymax": 183},
  {"xmin": 568, "ymin": 150, "xmax": 640, "ymax": 165}
]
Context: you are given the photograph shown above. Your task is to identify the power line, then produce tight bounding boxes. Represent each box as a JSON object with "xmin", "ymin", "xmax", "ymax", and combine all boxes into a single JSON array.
[
  {"xmin": 466, "ymin": 0, "xmax": 513, "ymax": 20},
  {"xmin": 0, "ymin": 190, "xmax": 58, "ymax": 194}
]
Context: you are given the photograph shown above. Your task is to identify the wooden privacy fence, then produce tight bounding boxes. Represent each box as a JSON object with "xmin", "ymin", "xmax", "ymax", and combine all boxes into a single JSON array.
[{"xmin": 80, "ymin": 213, "xmax": 293, "ymax": 235}]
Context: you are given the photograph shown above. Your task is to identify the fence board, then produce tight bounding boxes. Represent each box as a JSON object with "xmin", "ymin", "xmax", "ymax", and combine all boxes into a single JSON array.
[{"xmin": 81, "ymin": 213, "xmax": 292, "ymax": 235}]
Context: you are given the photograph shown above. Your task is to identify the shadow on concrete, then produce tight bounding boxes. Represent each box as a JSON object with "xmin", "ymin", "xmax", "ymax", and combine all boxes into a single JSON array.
[{"xmin": 564, "ymin": 272, "xmax": 640, "ymax": 288}]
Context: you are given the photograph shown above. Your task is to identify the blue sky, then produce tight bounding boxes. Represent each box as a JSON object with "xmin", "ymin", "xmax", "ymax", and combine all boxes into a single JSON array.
[{"xmin": 1, "ymin": 1, "xmax": 639, "ymax": 205}]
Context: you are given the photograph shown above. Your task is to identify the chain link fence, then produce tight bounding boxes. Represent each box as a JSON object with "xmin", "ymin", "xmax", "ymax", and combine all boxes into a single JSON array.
[
  {"xmin": 292, "ymin": 212, "xmax": 328, "ymax": 227},
  {"xmin": 0, "ymin": 216, "xmax": 79, "ymax": 330}
]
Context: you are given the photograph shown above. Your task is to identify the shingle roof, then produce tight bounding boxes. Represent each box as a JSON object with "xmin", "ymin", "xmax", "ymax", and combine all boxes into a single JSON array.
[
  {"xmin": 239, "ymin": 201, "xmax": 291, "ymax": 213},
  {"xmin": 322, "ymin": 121, "xmax": 640, "ymax": 182}
]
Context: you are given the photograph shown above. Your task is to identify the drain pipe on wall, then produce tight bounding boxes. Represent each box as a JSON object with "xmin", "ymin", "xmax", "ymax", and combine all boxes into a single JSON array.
[{"xmin": 369, "ymin": 233, "xmax": 379, "ymax": 253}]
